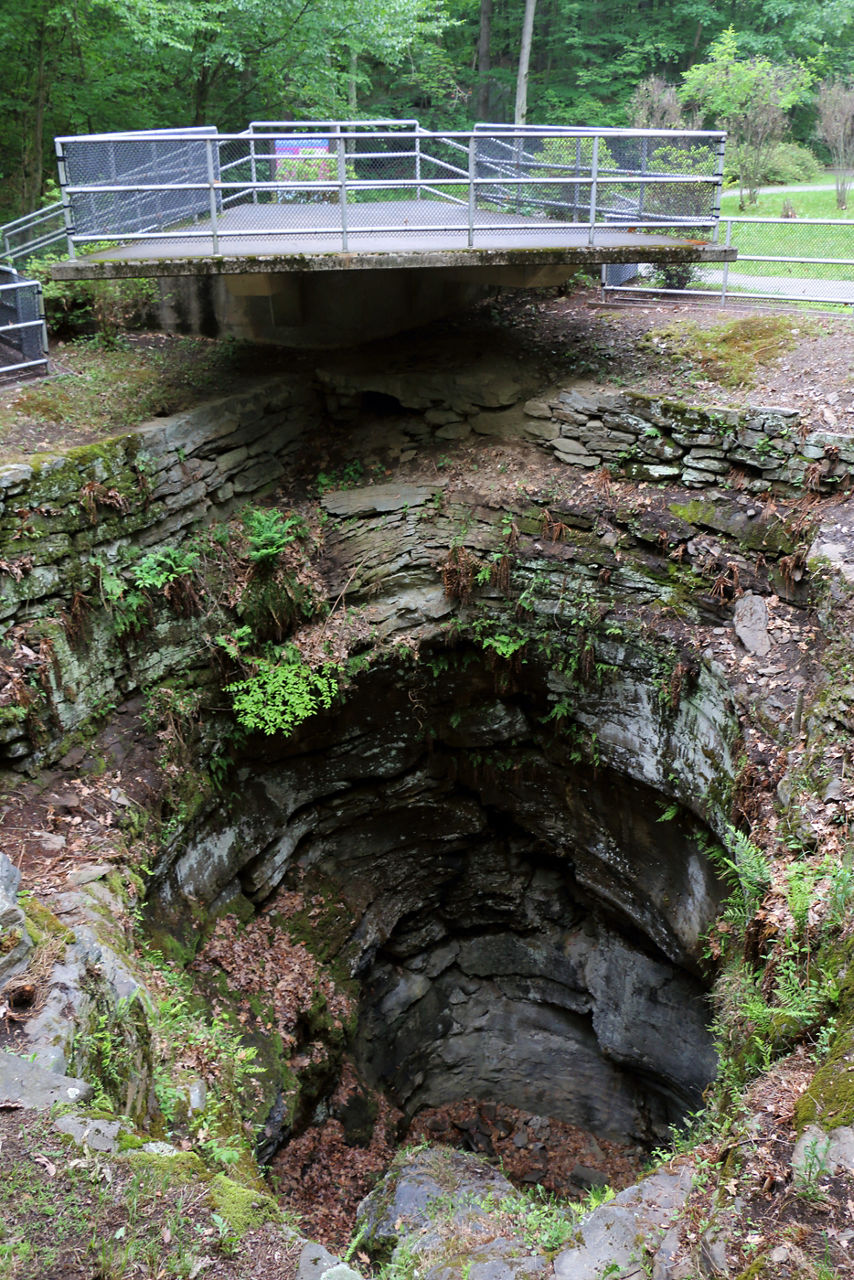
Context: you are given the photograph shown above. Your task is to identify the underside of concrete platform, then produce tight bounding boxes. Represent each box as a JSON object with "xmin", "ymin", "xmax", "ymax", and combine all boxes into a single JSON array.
[{"xmin": 51, "ymin": 200, "xmax": 735, "ymax": 348}]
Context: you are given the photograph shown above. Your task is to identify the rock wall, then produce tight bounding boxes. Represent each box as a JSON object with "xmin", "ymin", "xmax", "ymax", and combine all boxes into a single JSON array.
[
  {"xmin": 522, "ymin": 390, "xmax": 851, "ymax": 492},
  {"xmin": 147, "ymin": 646, "xmax": 735, "ymax": 1145},
  {"xmin": 0, "ymin": 377, "xmax": 317, "ymax": 759},
  {"xmin": 318, "ymin": 362, "xmax": 853, "ymax": 493}
]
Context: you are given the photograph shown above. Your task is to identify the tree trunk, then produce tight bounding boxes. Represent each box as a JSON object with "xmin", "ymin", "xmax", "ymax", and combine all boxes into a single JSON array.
[
  {"xmin": 349, "ymin": 49, "xmax": 358, "ymax": 115},
  {"xmin": 22, "ymin": 19, "xmax": 48, "ymax": 210},
  {"xmin": 475, "ymin": 0, "xmax": 493, "ymax": 121},
  {"xmin": 514, "ymin": 0, "xmax": 538, "ymax": 126}
]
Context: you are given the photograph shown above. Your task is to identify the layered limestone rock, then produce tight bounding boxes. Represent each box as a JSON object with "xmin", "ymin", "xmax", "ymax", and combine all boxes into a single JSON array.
[{"xmin": 148, "ymin": 638, "xmax": 735, "ymax": 1146}]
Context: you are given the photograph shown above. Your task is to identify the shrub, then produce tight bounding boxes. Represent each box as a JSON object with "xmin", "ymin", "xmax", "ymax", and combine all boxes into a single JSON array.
[
  {"xmin": 242, "ymin": 508, "xmax": 307, "ymax": 564},
  {"xmin": 23, "ymin": 251, "xmax": 157, "ymax": 343},
  {"xmin": 724, "ymin": 140, "xmax": 822, "ymax": 188}
]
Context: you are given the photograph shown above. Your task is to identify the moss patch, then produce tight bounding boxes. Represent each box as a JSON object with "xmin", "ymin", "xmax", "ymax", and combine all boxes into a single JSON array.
[{"xmin": 208, "ymin": 1172, "xmax": 283, "ymax": 1235}]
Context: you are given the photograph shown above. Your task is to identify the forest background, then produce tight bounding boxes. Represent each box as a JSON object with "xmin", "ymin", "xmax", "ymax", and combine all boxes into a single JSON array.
[{"xmin": 4, "ymin": 0, "xmax": 854, "ymax": 223}]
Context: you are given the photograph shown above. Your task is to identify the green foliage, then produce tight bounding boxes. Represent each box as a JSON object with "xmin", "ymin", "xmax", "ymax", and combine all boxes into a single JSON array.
[
  {"xmin": 225, "ymin": 644, "xmax": 339, "ymax": 736},
  {"xmin": 22, "ymin": 253, "xmax": 157, "ymax": 343},
  {"xmin": 492, "ymin": 1185, "xmax": 584, "ymax": 1253},
  {"xmin": 680, "ymin": 27, "xmax": 813, "ymax": 207},
  {"xmin": 709, "ymin": 824, "xmax": 772, "ymax": 936},
  {"xmin": 71, "ymin": 995, "xmax": 145, "ymax": 1113},
  {"xmin": 758, "ymin": 140, "xmax": 823, "ymax": 185},
  {"xmin": 315, "ymin": 460, "xmax": 365, "ymax": 495},
  {"xmin": 823, "ymin": 858, "xmax": 854, "ymax": 931},
  {"xmin": 133, "ymin": 546, "xmax": 199, "ymax": 590},
  {"xmin": 95, "ymin": 558, "xmax": 150, "ymax": 639},
  {"xmin": 242, "ymin": 507, "xmax": 307, "ymax": 564},
  {"xmin": 0, "ymin": 336, "xmax": 251, "ymax": 438},
  {"xmin": 642, "ymin": 315, "xmax": 802, "ymax": 389},
  {"xmin": 470, "ymin": 617, "xmax": 528, "ymax": 662},
  {"xmin": 145, "ymin": 952, "xmax": 263, "ymax": 1171},
  {"xmin": 236, "ymin": 571, "xmax": 317, "ymax": 642}
]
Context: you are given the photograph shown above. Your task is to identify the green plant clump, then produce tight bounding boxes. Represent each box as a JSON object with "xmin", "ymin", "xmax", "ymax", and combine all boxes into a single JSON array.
[
  {"xmin": 226, "ymin": 644, "xmax": 339, "ymax": 736},
  {"xmin": 243, "ymin": 507, "xmax": 307, "ymax": 564}
]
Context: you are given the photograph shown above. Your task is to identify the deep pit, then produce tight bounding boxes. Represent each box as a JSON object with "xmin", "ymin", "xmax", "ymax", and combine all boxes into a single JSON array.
[
  {"xmin": 8, "ymin": 321, "xmax": 851, "ymax": 1276},
  {"xmin": 147, "ymin": 631, "xmax": 738, "ymax": 1223}
]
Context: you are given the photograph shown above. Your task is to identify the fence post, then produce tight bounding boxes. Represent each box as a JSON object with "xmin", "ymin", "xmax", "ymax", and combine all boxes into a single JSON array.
[
  {"xmin": 55, "ymin": 139, "xmax": 77, "ymax": 260},
  {"xmin": 588, "ymin": 135, "xmax": 599, "ymax": 245},
  {"xmin": 574, "ymin": 138, "xmax": 581, "ymax": 221},
  {"xmin": 249, "ymin": 126, "xmax": 258, "ymax": 204},
  {"xmin": 415, "ymin": 128, "xmax": 422, "ymax": 200},
  {"xmin": 639, "ymin": 136, "xmax": 648, "ymax": 222},
  {"xmin": 336, "ymin": 126, "xmax": 349, "ymax": 251},
  {"xmin": 721, "ymin": 219, "xmax": 732, "ymax": 305},
  {"xmin": 713, "ymin": 134, "xmax": 726, "ymax": 228},
  {"xmin": 468, "ymin": 134, "xmax": 476, "ymax": 248},
  {"xmin": 206, "ymin": 138, "xmax": 220, "ymax": 255}
]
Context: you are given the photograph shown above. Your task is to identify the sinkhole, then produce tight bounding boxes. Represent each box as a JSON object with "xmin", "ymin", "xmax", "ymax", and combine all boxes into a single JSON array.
[{"xmin": 151, "ymin": 633, "xmax": 738, "ymax": 1201}]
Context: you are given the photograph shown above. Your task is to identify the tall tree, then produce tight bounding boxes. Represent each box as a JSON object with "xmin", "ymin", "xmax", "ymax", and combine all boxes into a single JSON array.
[
  {"xmin": 680, "ymin": 27, "xmax": 812, "ymax": 206},
  {"xmin": 476, "ymin": 0, "xmax": 494, "ymax": 119},
  {"xmin": 514, "ymin": 0, "xmax": 538, "ymax": 124}
]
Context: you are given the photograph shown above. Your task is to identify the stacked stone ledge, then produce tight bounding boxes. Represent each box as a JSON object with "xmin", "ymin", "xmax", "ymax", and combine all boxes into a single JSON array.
[
  {"xmin": 0, "ymin": 378, "xmax": 316, "ymax": 760},
  {"xmin": 522, "ymin": 389, "xmax": 851, "ymax": 492}
]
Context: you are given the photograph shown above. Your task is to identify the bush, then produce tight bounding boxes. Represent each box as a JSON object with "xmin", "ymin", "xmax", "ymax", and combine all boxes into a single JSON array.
[
  {"xmin": 225, "ymin": 646, "xmax": 339, "ymax": 736},
  {"xmin": 763, "ymin": 141, "xmax": 823, "ymax": 184},
  {"xmin": 23, "ymin": 251, "xmax": 158, "ymax": 343},
  {"xmin": 724, "ymin": 140, "xmax": 822, "ymax": 188}
]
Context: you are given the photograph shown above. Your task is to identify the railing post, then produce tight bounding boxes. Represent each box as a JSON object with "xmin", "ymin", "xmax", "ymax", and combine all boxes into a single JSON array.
[
  {"xmin": 588, "ymin": 135, "xmax": 599, "ymax": 245},
  {"xmin": 206, "ymin": 138, "xmax": 220, "ymax": 255},
  {"xmin": 36, "ymin": 282, "xmax": 48, "ymax": 361},
  {"xmin": 721, "ymin": 219, "xmax": 732, "ymax": 305},
  {"xmin": 55, "ymin": 139, "xmax": 76, "ymax": 259},
  {"xmin": 574, "ymin": 138, "xmax": 581, "ymax": 221},
  {"xmin": 249, "ymin": 126, "xmax": 258, "ymax": 204},
  {"xmin": 415, "ymin": 128, "xmax": 422, "ymax": 200},
  {"xmin": 468, "ymin": 133, "xmax": 476, "ymax": 247},
  {"xmin": 717, "ymin": 133, "xmax": 727, "ymax": 224},
  {"xmin": 639, "ymin": 136, "xmax": 648, "ymax": 222},
  {"xmin": 336, "ymin": 126, "xmax": 349, "ymax": 251}
]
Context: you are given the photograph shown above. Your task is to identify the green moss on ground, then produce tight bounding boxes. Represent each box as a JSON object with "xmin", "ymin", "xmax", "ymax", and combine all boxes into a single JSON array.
[{"xmin": 207, "ymin": 1172, "xmax": 284, "ymax": 1235}]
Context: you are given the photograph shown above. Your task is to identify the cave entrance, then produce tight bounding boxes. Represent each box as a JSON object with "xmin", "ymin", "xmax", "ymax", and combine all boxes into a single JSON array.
[{"xmin": 156, "ymin": 637, "xmax": 736, "ymax": 1242}]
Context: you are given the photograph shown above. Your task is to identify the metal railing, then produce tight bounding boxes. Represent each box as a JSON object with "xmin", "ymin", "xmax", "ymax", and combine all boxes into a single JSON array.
[
  {"xmin": 53, "ymin": 120, "xmax": 727, "ymax": 256},
  {"xmin": 0, "ymin": 268, "xmax": 48, "ymax": 378},
  {"xmin": 1, "ymin": 202, "xmax": 66, "ymax": 263},
  {"xmin": 0, "ymin": 205, "xmax": 56, "ymax": 379},
  {"xmin": 603, "ymin": 215, "xmax": 854, "ymax": 308}
]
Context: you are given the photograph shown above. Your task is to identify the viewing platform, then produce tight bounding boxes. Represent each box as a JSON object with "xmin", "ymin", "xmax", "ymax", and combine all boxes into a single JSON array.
[{"xmin": 50, "ymin": 120, "xmax": 736, "ymax": 346}]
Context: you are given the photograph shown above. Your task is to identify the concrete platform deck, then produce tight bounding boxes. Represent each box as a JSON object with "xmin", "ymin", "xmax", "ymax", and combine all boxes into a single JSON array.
[{"xmin": 52, "ymin": 199, "xmax": 735, "ymax": 279}]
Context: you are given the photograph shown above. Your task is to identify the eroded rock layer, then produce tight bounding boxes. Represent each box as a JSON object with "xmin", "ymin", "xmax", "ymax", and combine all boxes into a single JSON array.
[{"xmin": 153, "ymin": 639, "xmax": 733, "ymax": 1145}]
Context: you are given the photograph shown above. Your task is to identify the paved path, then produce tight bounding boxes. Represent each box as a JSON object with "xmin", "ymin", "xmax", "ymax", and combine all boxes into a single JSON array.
[{"xmin": 705, "ymin": 269, "xmax": 853, "ymax": 305}]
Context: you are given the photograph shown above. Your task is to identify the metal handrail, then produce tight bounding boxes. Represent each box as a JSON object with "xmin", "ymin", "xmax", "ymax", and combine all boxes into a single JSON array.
[
  {"xmin": 1, "ymin": 201, "xmax": 66, "ymax": 263},
  {"xmin": 603, "ymin": 213, "xmax": 854, "ymax": 309},
  {"xmin": 0, "ymin": 269, "xmax": 48, "ymax": 378},
  {"xmin": 53, "ymin": 120, "xmax": 727, "ymax": 258}
]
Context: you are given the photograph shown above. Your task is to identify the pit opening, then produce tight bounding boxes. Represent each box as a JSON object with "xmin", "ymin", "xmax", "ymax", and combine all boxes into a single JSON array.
[{"xmin": 154, "ymin": 635, "xmax": 736, "ymax": 1244}]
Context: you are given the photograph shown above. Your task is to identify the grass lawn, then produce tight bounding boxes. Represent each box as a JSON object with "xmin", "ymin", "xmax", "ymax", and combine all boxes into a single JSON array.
[
  {"xmin": 719, "ymin": 185, "xmax": 853, "ymax": 221},
  {"xmin": 713, "ymin": 185, "xmax": 854, "ymax": 284}
]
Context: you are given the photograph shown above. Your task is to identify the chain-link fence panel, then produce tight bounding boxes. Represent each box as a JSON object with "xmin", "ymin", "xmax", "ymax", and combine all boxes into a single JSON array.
[
  {"xmin": 0, "ymin": 268, "xmax": 48, "ymax": 377},
  {"xmin": 1, "ymin": 204, "xmax": 65, "ymax": 264},
  {"xmin": 604, "ymin": 217, "xmax": 854, "ymax": 308},
  {"xmin": 57, "ymin": 128, "xmax": 220, "ymax": 243}
]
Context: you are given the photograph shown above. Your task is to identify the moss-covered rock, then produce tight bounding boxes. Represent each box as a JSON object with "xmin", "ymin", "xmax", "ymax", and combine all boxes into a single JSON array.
[{"xmin": 208, "ymin": 1172, "xmax": 283, "ymax": 1235}]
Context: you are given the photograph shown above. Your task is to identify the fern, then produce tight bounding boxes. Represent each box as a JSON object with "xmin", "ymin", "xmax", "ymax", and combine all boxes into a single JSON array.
[{"xmin": 226, "ymin": 645, "xmax": 338, "ymax": 736}]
